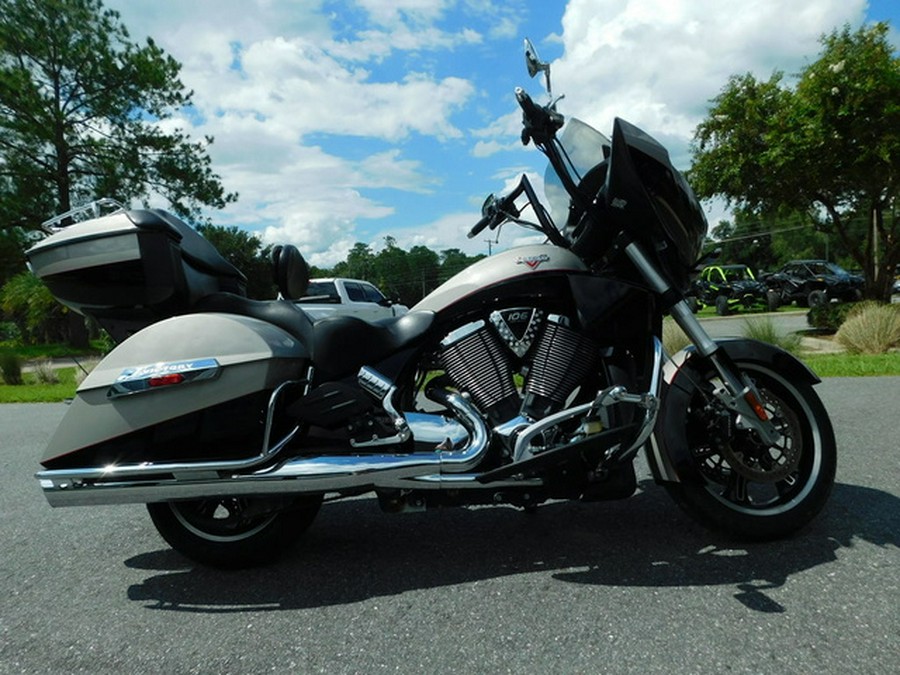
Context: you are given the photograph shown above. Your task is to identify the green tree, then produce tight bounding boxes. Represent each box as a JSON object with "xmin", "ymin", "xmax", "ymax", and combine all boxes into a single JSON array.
[
  {"xmin": 0, "ymin": 225, "xmax": 30, "ymax": 286},
  {"xmin": 372, "ymin": 236, "xmax": 412, "ymax": 304},
  {"xmin": 439, "ymin": 248, "xmax": 483, "ymax": 283},
  {"xmin": 707, "ymin": 211, "xmax": 777, "ymax": 275},
  {"xmin": 0, "ymin": 271, "xmax": 67, "ymax": 343},
  {"xmin": 195, "ymin": 224, "xmax": 275, "ymax": 300},
  {"xmin": 0, "ymin": 0, "xmax": 237, "ymax": 235},
  {"xmin": 406, "ymin": 245, "xmax": 440, "ymax": 302},
  {"xmin": 334, "ymin": 242, "xmax": 375, "ymax": 280},
  {"xmin": 690, "ymin": 23, "xmax": 900, "ymax": 300}
]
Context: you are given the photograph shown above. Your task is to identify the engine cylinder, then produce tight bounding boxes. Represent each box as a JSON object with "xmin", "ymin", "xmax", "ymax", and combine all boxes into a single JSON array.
[
  {"xmin": 522, "ymin": 315, "xmax": 598, "ymax": 419},
  {"xmin": 438, "ymin": 321, "xmax": 520, "ymax": 424}
]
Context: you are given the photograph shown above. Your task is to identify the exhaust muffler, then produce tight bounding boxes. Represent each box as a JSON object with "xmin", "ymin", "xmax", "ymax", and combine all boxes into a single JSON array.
[{"xmin": 37, "ymin": 388, "xmax": 489, "ymax": 507}]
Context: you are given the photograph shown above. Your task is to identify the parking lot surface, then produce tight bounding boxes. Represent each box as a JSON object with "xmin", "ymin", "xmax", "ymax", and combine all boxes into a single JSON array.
[{"xmin": 0, "ymin": 377, "xmax": 897, "ymax": 674}]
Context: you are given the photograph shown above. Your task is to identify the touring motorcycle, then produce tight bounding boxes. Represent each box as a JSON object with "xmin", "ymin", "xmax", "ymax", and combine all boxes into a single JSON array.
[{"xmin": 28, "ymin": 41, "xmax": 836, "ymax": 568}]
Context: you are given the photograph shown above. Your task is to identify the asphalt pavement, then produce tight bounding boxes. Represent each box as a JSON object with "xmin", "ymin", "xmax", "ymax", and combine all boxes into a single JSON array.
[{"xmin": 0, "ymin": 377, "xmax": 898, "ymax": 674}]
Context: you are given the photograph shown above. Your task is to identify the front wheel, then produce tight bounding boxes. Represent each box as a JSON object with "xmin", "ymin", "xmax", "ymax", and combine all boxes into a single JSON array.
[
  {"xmin": 807, "ymin": 289, "xmax": 828, "ymax": 308},
  {"xmin": 663, "ymin": 361, "xmax": 836, "ymax": 540},
  {"xmin": 147, "ymin": 494, "xmax": 323, "ymax": 568}
]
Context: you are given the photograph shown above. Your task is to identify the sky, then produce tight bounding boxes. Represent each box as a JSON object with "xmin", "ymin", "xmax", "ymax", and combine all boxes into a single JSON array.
[{"xmin": 104, "ymin": 0, "xmax": 900, "ymax": 267}]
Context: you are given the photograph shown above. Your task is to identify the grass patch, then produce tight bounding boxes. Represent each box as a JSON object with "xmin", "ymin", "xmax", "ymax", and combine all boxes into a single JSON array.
[
  {"xmin": 0, "ymin": 367, "xmax": 79, "ymax": 402},
  {"xmin": 692, "ymin": 305, "xmax": 804, "ymax": 319},
  {"xmin": 801, "ymin": 352, "xmax": 900, "ymax": 378}
]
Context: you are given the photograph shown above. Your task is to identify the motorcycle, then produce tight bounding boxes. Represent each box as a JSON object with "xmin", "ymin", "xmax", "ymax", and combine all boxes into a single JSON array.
[{"xmin": 28, "ymin": 40, "xmax": 836, "ymax": 568}]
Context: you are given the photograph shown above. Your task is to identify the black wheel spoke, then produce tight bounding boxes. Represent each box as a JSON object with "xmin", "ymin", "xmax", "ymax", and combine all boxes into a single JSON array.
[
  {"xmin": 724, "ymin": 472, "xmax": 751, "ymax": 505},
  {"xmin": 668, "ymin": 358, "xmax": 836, "ymax": 540}
]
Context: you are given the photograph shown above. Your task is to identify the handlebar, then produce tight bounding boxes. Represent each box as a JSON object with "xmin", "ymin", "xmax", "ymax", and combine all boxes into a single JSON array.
[
  {"xmin": 466, "ymin": 88, "xmax": 568, "ymax": 242},
  {"xmin": 515, "ymin": 87, "xmax": 540, "ymax": 118},
  {"xmin": 516, "ymin": 87, "xmax": 564, "ymax": 146},
  {"xmin": 466, "ymin": 213, "xmax": 494, "ymax": 239},
  {"xmin": 466, "ymin": 188, "xmax": 524, "ymax": 239}
]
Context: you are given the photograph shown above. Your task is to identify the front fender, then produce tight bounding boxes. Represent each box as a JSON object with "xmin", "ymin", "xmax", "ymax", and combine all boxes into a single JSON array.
[{"xmin": 646, "ymin": 338, "xmax": 820, "ymax": 484}]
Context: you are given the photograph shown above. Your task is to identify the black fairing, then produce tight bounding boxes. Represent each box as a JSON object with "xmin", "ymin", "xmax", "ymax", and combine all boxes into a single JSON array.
[{"xmin": 603, "ymin": 118, "xmax": 707, "ymax": 291}]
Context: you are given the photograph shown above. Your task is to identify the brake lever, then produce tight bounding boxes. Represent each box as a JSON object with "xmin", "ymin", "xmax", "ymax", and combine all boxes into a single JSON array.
[{"xmin": 516, "ymin": 87, "xmax": 564, "ymax": 146}]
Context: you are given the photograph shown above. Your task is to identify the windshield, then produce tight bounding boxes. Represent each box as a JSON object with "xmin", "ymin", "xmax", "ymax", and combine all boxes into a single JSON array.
[
  {"xmin": 544, "ymin": 117, "xmax": 611, "ymax": 223},
  {"xmin": 723, "ymin": 266, "xmax": 754, "ymax": 281},
  {"xmin": 808, "ymin": 261, "xmax": 847, "ymax": 277}
]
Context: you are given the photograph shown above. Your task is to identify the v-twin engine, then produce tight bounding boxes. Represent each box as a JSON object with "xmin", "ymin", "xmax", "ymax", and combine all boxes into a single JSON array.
[{"xmin": 437, "ymin": 309, "xmax": 599, "ymax": 425}]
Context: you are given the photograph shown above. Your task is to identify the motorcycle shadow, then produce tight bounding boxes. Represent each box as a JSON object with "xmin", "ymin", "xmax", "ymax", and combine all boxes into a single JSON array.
[{"xmin": 125, "ymin": 480, "xmax": 898, "ymax": 614}]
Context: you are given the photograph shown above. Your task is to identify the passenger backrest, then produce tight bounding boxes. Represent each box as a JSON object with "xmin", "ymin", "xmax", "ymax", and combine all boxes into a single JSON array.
[{"xmin": 271, "ymin": 244, "xmax": 310, "ymax": 299}]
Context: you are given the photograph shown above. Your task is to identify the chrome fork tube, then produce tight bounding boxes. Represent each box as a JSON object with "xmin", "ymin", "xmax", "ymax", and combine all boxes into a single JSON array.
[
  {"xmin": 624, "ymin": 241, "xmax": 717, "ymax": 355},
  {"xmin": 625, "ymin": 240, "xmax": 779, "ymax": 445}
]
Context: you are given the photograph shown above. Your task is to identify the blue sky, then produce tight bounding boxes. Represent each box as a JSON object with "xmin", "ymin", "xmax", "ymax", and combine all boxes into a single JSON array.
[{"xmin": 105, "ymin": 0, "xmax": 899, "ymax": 266}]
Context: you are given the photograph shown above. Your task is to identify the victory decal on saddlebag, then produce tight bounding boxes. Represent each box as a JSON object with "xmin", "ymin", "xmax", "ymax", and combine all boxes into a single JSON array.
[{"xmin": 28, "ymin": 41, "xmax": 836, "ymax": 568}]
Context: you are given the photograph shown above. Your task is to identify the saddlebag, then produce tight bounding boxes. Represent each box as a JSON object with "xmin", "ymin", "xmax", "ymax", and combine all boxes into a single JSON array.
[{"xmin": 40, "ymin": 313, "xmax": 309, "ymax": 471}]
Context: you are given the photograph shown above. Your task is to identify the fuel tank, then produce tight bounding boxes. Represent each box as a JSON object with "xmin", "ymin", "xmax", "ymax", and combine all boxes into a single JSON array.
[{"xmin": 413, "ymin": 245, "xmax": 587, "ymax": 313}]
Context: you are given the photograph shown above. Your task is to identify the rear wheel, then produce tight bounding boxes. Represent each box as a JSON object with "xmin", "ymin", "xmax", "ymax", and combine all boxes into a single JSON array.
[
  {"xmin": 715, "ymin": 295, "xmax": 731, "ymax": 316},
  {"xmin": 766, "ymin": 290, "xmax": 781, "ymax": 312},
  {"xmin": 663, "ymin": 361, "xmax": 836, "ymax": 540},
  {"xmin": 147, "ymin": 494, "xmax": 322, "ymax": 568}
]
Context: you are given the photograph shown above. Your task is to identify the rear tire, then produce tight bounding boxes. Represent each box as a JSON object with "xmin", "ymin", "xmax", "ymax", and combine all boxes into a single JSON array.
[
  {"xmin": 147, "ymin": 495, "xmax": 322, "ymax": 568},
  {"xmin": 766, "ymin": 290, "xmax": 781, "ymax": 312},
  {"xmin": 663, "ymin": 361, "xmax": 836, "ymax": 540},
  {"xmin": 715, "ymin": 295, "xmax": 730, "ymax": 316}
]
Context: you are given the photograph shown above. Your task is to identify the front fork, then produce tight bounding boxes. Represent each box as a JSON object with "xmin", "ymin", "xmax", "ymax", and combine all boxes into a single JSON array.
[{"xmin": 625, "ymin": 242, "xmax": 780, "ymax": 446}]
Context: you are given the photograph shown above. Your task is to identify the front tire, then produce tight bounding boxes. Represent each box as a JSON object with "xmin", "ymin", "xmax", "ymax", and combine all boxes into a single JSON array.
[
  {"xmin": 663, "ymin": 361, "xmax": 836, "ymax": 540},
  {"xmin": 807, "ymin": 289, "xmax": 827, "ymax": 308},
  {"xmin": 147, "ymin": 495, "xmax": 322, "ymax": 568}
]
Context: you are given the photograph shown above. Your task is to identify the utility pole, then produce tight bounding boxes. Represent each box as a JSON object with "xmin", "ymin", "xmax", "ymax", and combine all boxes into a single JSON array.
[{"xmin": 484, "ymin": 238, "xmax": 493, "ymax": 255}]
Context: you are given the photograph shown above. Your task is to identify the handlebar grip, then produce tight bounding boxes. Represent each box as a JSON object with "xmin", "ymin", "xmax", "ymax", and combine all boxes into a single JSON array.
[
  {"xmin": 467, "ymin": 213, "xmax": 493, "ymax": 239},
  {"xmin": 515, "ymin": 87, "xmax": 538, "ymax": 116}
]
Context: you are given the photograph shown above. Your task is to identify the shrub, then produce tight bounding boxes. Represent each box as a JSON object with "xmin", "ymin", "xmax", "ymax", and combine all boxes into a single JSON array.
[
  {"xmin": 742, "ymin": 316, "xmax": 802, "ymax": 354},
  {"xmin": 32, "ymin": 359, "xmax": 60, "ymax": 384},
  {"xmin": 662, "ymin": 319, "xmax": 691, "ymax": 354},
  {"xmin": 835, "ymin": 303, "xmax": 900, "ymax": 354},
  {"xmin": 807, "ymin": 302, "xmax": 856, "ymax": 332},
  {"xmin": 0, "ymin": 352, "xmax": 23, "ymax": 385},
  {"xmin": 0, "ymin": 320, "xmax": 21, "ymax": 342}
]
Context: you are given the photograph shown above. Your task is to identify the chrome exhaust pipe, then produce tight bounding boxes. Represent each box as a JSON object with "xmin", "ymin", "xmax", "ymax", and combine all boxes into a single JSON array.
[{"xmin": 36, "ymin": 388, "xmax": 491, "ymax": 507}]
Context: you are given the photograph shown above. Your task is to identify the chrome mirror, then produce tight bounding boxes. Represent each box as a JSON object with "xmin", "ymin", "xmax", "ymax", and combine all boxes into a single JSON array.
[{"xmin": 524, "ymin": 38, "xmax": 551, "ymax": 95}]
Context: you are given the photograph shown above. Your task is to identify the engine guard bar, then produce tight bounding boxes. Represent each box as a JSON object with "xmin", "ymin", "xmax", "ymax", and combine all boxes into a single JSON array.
[{"xmin": 512, "ymin": 336, "xmax": 663, "ymax": 465}]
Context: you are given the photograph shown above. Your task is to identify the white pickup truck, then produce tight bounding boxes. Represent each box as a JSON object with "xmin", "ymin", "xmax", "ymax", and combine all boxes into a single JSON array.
[{"xmin": 296, "ymin": 278, "xmax": 409, "ymax": 321}]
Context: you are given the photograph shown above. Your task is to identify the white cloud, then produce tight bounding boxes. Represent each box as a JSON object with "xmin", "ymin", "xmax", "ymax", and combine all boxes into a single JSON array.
[
  {"xmin": 548, "ymin": 0, "xmax": 868, "ymax": 168},
  {"xmin": 354, "ymin": 0, "xmax": 452, "ymax": 27},
  {"xmin": 377, "ymin": 211, "xmax": 488, "ymax": 256},
  {"xmin": 101, "ymin": 0, "xmax": 880, "ymax": 266}
]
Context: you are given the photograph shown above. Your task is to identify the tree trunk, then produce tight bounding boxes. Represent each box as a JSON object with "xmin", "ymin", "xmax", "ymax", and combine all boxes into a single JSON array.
[{"xmin": 65, "ymin": 311, "xmax": 89, "ymax": 350}]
